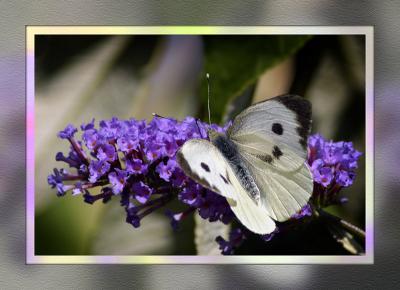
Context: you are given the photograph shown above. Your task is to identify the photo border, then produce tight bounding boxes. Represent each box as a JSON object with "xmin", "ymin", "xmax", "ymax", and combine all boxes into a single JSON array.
[{"xmin": 26, "ymin": 26, "xmax": 374, "ymax": 264}]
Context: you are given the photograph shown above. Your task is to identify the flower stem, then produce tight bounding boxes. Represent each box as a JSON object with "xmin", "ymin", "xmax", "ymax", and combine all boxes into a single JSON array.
[
  {"xmin": 138, "ymin": 194, "xmax": 174, "ymax": 218},
  {"xmin": 316, "ymin": 208, "xmax": 365, "ymax": 240},
  {"xmin": 181, "ymin": 207, "xmax": 196, "ymax": 219},
  {"xmin": 68, "ymin": 137, "xmax": 89, "ymax": 165}
]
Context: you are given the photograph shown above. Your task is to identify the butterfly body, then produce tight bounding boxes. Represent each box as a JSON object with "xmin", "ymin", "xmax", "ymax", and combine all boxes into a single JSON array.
[
  {"xmin": 209, "ymin": 132, "xmax": 261, "ymax": 204},
  {"xmin": 177, "ymin": 95, "xmax": 313, "ymax": 234}
]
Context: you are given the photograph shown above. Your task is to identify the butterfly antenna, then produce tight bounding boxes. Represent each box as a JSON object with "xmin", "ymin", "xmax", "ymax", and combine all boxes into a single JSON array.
[{"xmin": 206, "ymin": 73, "xmax": 211, "ymax": 126}]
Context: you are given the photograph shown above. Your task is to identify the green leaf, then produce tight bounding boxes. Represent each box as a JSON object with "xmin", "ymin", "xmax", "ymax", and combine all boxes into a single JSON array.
[
  {"xmin": 200, "ymin": 35, "xmax": 312, "ymax": 123},
  {"xmin": 221, "ymin": 84, "xmax": 255, "ymax": 123}
]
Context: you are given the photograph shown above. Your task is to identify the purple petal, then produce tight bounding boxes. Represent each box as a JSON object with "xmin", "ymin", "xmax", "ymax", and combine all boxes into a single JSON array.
[
  {"xmin": 58, "ymin": 124, "xmax": 77, "ymax": 139},
  {"xmin": 132, "ymin": 181, "xmax": 152, "ymax": 204}
]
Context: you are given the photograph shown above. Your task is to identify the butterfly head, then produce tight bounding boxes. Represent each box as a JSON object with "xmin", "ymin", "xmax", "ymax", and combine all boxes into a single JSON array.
[{"xmin": 206, "ymin": 128, "xmax": 222, "ymax": 141}]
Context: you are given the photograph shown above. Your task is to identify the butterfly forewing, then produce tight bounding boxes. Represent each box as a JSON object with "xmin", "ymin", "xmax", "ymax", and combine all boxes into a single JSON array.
[
  {"xmin": 228, "ymin": 94, "xmax": 312, "ymax": 172},
  {"xmin": 177, "ymin": 139, "xmax": 237, "ymax": 201},
  {"xmin": 177, "ymin": 139, "xmax": 276, "ymax": 234}
]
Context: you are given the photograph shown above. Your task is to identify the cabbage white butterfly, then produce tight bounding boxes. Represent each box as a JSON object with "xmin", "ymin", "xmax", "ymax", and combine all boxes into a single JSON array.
[{"xmin": 177, "ymin": 88, "xmax": 313, "ymax": 234}]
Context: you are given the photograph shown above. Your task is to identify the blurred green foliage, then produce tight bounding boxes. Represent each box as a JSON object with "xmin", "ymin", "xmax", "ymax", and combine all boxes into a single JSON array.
[{"xmin": 200, "ymin": 35, "xmax": 311, "ymax": 123}]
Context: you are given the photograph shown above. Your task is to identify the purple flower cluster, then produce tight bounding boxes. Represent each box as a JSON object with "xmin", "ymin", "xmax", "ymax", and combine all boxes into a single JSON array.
[
  {"xmin": 214, "ymin": 134, "xmax": 362, "ymax": 254},
  {"xmin": 216, "ymin": 228, "xmax": 247, "ymax": 255},
  {"xmin": 48, "ymin": 117, "xmax": 362, "ymax": 255},
  {"xmin": 48, "ymin": 116, "xmax": 234, "ymax": 232},
  {"xmin": 308, "ymin": 134, "xmax": 362, "ymax": 207}
]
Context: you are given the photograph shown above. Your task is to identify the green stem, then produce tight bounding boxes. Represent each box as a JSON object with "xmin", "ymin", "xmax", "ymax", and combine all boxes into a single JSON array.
[{"xmin": 316, "ymin": 208, "xmax": 365, "ymax": 240}]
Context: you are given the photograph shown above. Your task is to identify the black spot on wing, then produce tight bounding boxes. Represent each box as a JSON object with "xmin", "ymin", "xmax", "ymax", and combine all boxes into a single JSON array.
[
  {"xmin": 225, "ymin": 170, "xmax": 232, "ymax": 184},
  {"xmin": 257, "ymin": 154, "xmax": 273, "ymax": 164},
  {"xmin": 272, "ymin": 145, "xmax": 283, "ymax": 159},
  {"xmin": 176, "ymin": 150, "xmax": 219, "ymax": 193},
  {"xmin": 201, "ymin": 162, "xmax": 210, "ymax": 172},
  {"xmin": 276, "ymin": 94, "xmax": 312, "ymax": 149},
  {"xmin": 272, "ymin": 123, "xmax": 283, "ymax": 135},
  {"xmin": 220, "ymin": 174, "xmax": 228, "ymax": 184}
]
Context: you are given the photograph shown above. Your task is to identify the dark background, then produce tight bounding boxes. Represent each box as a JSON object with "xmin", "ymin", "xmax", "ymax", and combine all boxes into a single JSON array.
[{"xmin": 0, "ymin": 0, "xmax": 397, "ymax": 288}]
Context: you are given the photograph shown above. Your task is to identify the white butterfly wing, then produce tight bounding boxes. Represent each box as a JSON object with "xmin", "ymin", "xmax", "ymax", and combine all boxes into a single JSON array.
[
  {"xmin": 229, "ymin": 95, "xmax": 312, "ymax": 172},
  {"xmin": 226, "ymin": 179, "xmax": 276, "ymax": 235},
  {"xmin": 241, "ymin": 151, "xmax": 313, "ymax": 222},
  {"xmin": 177, "ymin": 139, "xmax": 276, "ymax": 234},
  {"xmin": 177, "ymin": 139, "xmax": 237, "ymax": 201}
]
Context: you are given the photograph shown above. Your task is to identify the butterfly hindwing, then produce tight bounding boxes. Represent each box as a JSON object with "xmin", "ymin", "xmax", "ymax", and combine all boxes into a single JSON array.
[
  {"xmin": 226, "ymin": 182, "xmax": 276, "ymax": 235},
  {"xmin": 240, "ymin": 151, "xmax": 313, "ymax": 222},
  {"xmin": 177, "ymin": 139, "xmax": 276, "ymax": 234},
  {"xmin": 228, "ymin": 94, "xmax": 312, "ymax": 172}
]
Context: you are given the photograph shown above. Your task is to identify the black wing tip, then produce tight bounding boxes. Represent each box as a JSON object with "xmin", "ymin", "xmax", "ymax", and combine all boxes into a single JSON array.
[
  {"xmin": 275, "ymin": 94, "xmax": 312, "ymax": 149},
  {"xmin": 251, "ymin": 94, "xmax": 312, "ymax": 120},
  {"xmin": 275, "ymin": 94, "xmax": 312, "ymax": 119}
]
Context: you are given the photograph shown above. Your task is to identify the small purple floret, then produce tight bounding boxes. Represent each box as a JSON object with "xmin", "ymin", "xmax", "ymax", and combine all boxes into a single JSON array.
[
  {"xmin": 89, "ymin": 160, "xmax": 111, "ymax": 183},
  {"xmin": 156, "ymin": 159, "xmax": 177, "ymax": 182},
  {"xmin": 126, "ymin": 158, "xmax": 148, "ymax": 175},
  {"xmin": 126, "ymin": 203, "xmax": 141, "ymax": 228},
  {"xmin": 291, "ymin": 204, "xmax": 313, "ymax": 220},
  {"xmin": 108, "ymin": 168, "xmax": 128, "ymax": 194},
  {"xmin": 58, "ymin": 124, "xmax": 78, "ymax": 139},
  {"xmin": 97, "ymin": 143, "xmax": 117, "ymax": 162},
  {"xmin": 165, "ymin": 210, "xmax": 183, "ymax": 231},
  {"xmin": 132, "ymin": 181, "xmax": 152, "ymax": 204},
  {"xmin": 216, "ymin": 228, "xmax": 246, "ymax": 255}
]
